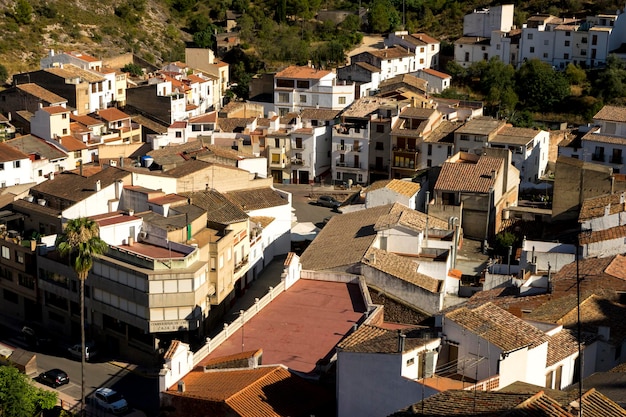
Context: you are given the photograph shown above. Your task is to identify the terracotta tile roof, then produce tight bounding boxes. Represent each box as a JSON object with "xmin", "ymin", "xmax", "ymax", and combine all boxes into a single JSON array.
[
  {"xmin": 0, "ymin": 142, "xmax": 29, "ymax": 162},
  {"xmin": 362, "ymin": 247, "xmax": 442, "ymax": 293},
  {"xmin": 249, "ymin": 216, "xmax": 274, "ymax": 228},
  {"xmin": 341, "ymin": 96, "xmax": 398, "ymax": 118},
  {"xmin": 354, "ymin": 61, "xmax": 381, "ymax": 73},
  {"xmin": 445, "ymin": 302, "xmax": 549, "ymax": 354},
  {"xmin": 31, "ymin": 167, "xmax": 129, "ymax": 203},
  {"xmin": 275, "ymin": 65, "xmax": 332, "ymax": 80},
  {"xmin": 162, "ymin": 159, "xmax": 215, "ymax": 178},
  {"xmin": 130, "ymin": 114, "xmax": 168, "ymax": 134},
  {"xmin": 390, "ymin": 390, "xmax": 539, "ymax": 416},
  {"xmin": 410, "ymin": 32, "xmax": 439, "ymax": 44},
  {"xmin": 299, "ymin": 204, "xmax": 393, "ymax": 271},
  {"xmin": 16, "ymin": 83, "xmax": 67, "ymax": 104},
  {"xmin": 454, "ymin": 36, "xmax": 491, "ymax": 45},
  {"xmin": 167, "ymin": 365, "xmax": 332, "ymax": 417},
  {"xmin": 455, "ymin": 116, "xmax": 505, "ymax": 135},
  {"xmin": 581, "ymin": 130, "xmax": 626, "ymax": 145},
  {"xmin": 163, "ymin": 340, "xmax": 180, "ymax": 360},
  {"xmin": 224, "ymin": 187, "xmax": 289, "ymax": 211},
  {"xmin": 69, "ymin": 51, "xmax": 99, "ymax": 63},
  {"xmin": 579, "ymin": 388, "xmax": 626, "ymax": 416},
  {"xmin": 552, "ymin": 255, "xmax": 626, "ymax": 295},
  {"xmin": 579, "ymin": 224, "xmax": 626, "ymax": 244},
  {"xmin": 97, "ymin": 107, "xmax": 130, "ymax": 122},
  {"xmin": 367, "ymin": 45, "xmax": 414, "ymax": 60},
  {"xmin": 181, "ymin": 190, "xmax": 248, "ymax": 224},
  {"xmin": 593, "ymin": 105, "xmax": 626, "ymax": 122},
  {"xmin": 70, "ymin": 113, "xmax": 104, "ymax": 127},
  {"xmin": 421, "ymin": 68, "xmax": 450, "ymax": 79},
  {"xmin": 374, "ymin": 203, "xmax": 449, "ymax": 232},
  {"xmin": 201, "ymin": 349, "xmax": 263, "ymax": 369},
  {"xmin": 424, "ymin": 120, "xmax": 462, "ymax": 143},
  {"xmin": 189, "ymin": 111, "xmax": 217, "ymax": 123},
  {"xmin": 546, "ymin": 328, "xmax": 580, "ymax": 366},
  {"xmin": 169, "ymin": 121, "xmax": 187, "ymax": 129},
  {"xmin": 299, "ymin": 108, "xmax": 340, "ymax": 121},
  {"xmin": 401, "ymin": 106, "xmax": 436, "ymax": 119},
  {"xmin": 5, "ymin": 135, "xmax": 67, "ymax": 161},
  {"xmin": 490, "ymin": 126, "xmax": 541, "ymax": 146},
  {"xmin": 434, "ymin": 155, "xmax": 503, "ymax": 193},
  {"xmin": 217, "ymin": 117, "xmax": 255, "ymax": 133},
  {"xmin": 578, "ymin": 192, "xmax": 625, "ymax": 221},
  {"xmin": 367, "ymin": 179, "xmax": 421, "ymax": 197},
  {"xmin": 58, "ymin": 135, "xmax": 87, "ymax": 151},
  {"xmin": 337, "ymin": 324, "xmax": 433, "ymax": 353},
  {"xmin": 46, "ymin": 65, "xmax": 105, "ymax": 83},
  {"xmin": 379, "ymin": 73, "xmax": 428, "ymax": 92},
  {"xmin": 42, "ymin": 106, "xmax": 69, "ymax": 114}
]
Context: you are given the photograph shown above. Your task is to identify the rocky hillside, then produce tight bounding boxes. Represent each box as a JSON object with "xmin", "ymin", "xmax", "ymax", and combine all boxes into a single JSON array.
[{"xmin": 0, "ymin": 0, "xmax": 190, "ymax": 76}]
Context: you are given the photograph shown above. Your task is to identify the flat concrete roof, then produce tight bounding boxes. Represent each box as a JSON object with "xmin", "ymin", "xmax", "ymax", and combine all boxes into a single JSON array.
[{"xmin": 199, "ymin": 279, "xmax": 367, "ymax": 374}]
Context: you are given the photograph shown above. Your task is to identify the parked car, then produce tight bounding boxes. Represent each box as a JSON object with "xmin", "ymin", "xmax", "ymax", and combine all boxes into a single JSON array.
[
  {"xmin": 316, "ymin": 195, "xmax": 341, "ymax": 208},
  {"xmin": 38, "ymin": 369, "xmax": 69, "ymax": 388},
  {"xmin": 94, "ymin": 387, "xmax": 128, "ymax": 414},
  {"xmin": 22, "ymin": 324, "xmax": 55, "ymax": 351},
  {"xmin": 67, "ymin": 341, "xmax": 98, "ymax": 362}
]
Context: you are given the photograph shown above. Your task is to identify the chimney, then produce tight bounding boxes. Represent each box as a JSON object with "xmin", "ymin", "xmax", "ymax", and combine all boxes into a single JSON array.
[
  {"xmin": 177, "ymin": 381, "xmax": 185, "ymax": 393},
  {"xmin": 49, "ymin": 172, "xmax": 54, "ymax": 180},
  {"xmin": 119, "ymin": 156, "xmax": 124, "ymax": 167},
  {"xmin": 79, "ymin": 159, "xmax": 83, "ymax": 176},
  {"xmin": 128, "ymin": 236, "xmax": 134, "ymax": 246},
  {"xmin": 397, "ymin": 331, "xmax": 406, "ymax": 353},
  {"xmin": 95, "ymin": 179, "xmax": 101, "ymax": 191}
]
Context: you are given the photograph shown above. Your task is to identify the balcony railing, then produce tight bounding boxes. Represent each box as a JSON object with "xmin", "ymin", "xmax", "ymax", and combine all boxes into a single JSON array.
[
  {"xmin": 610, "ymin": 156, "xmax": 623, "ymax": 164},
  {"xmin": 336, "ymin": 162, "xmax": 362, "ymax": 169},
  {"xmin": 393, "ymin": 146, "xmax": 419, "ymax": 153},
  {"xmin": 234, "ymin": 255, "xmax": 249, "ymax": 272},
  {"xmin": 592, "ymin": 153, "xmax": 605, "ymax": 162},
  {"xmin": 291, "ymin": 158, "xmax": 304, "ymax": 165}
]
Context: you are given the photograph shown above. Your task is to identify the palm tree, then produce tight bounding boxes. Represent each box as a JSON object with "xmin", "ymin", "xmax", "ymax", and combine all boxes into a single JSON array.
[{"xmin": 56, "ymin": 218, "xmax": 108, "ymax": 415}]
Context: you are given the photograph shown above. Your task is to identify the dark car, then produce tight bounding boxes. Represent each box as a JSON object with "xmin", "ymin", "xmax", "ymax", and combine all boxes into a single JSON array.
[
  {"xmin": 22, "ymin": 325, "xmax": 55, "ymax": 351},
  {"xmin": 316, "ymin": 195, "xmax": 341, "ymax": 208},
  {"xmin": 38, "ymin": 369, "xmax": 69, "ymax": 388}
]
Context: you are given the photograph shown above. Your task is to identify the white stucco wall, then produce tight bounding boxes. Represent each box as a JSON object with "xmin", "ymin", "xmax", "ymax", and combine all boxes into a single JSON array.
[{"xmin": 337, "ymin": 350, "xmax": 439, "ymax": 417}]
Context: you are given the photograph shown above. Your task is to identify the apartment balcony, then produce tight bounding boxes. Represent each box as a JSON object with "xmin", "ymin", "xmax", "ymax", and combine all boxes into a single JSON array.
[
  {"xmin": 234, "ymin": 255, "xmax": 249, "ymax": 272},
  {"xmin": 335, "ymin": 144, "xmax": 363, "ymax": 152},
  {"xmin": 291, "ymin": 157, "xmax": 304, "ymax": 166},
  {"xmin": 592, "ymin": 153, "xmax": 605, "ymax": 162},
  {"xmin": 336, "ymin": 162, "xmax": 362, "ymax": 170},
  {"xmin": 270, "ymin": 160, "xmax": 289, "ymax": 169},
  {"xmin": 610, "ymin": 156, "xmax": 623, "ymax": 164}
]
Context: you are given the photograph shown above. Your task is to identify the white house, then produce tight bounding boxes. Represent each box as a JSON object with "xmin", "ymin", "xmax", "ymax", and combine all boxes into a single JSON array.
[
  {"xmin": 578, "ymin": 191, "xmax": 626, "ymax": 258},
  {"xmin": 0, "ymin": 142, "xmax": 32, "ymax": 187},
  {"xmin": 439, "ymin": 302, "xmax": 586, "ymax": 390},
  {"xmin": 384, "ymin": 31, "xmax": 441, "ymax": 70},
  {"xmin": 336, "ymin": 325, "xmax": 442, "ymax": 417},
  {"xmin": 30, "ymin": 105, "xmax": 71, "ymax": 141},
  {"xmin": 4, "ymin": 135, "xmax": 68, "ymax": 184},
  {"xmin": 365, "ymin": 179, "xmax": 422, "ymax": 210},
  {"xmin": 273, "ymin": 65, "xmax": 355, "ymax": 115},
  {"xmin": 416, "ymin": 68, "xmax": 451, "ymax": 94},
  {"xmin": 487, "ymin": 126, "xmax": 550, "ymax": 190}
]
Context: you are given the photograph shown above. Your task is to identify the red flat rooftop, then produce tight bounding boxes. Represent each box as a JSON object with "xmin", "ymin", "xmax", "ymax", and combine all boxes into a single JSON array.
[{"xmin": 200, "ymin": 279, "xmax": 366, "ymax": 374}]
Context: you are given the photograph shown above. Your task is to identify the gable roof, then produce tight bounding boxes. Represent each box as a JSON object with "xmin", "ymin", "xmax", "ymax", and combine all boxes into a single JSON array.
[
  {"xmin": 181, "ymin": 190, "xmax": 248, "ymax": 224},
  {"xmin": 5, "ymin": 135, "xmax": 67, "ymax": 161},
  {"xmin": 0, "ymin": 141, "xmax": 30, "ymax": 162},
  {"xmin": 579, "ymin": 192, "xmax": 625, "ymax": 222},
  {"xmin": 434, "ymin": 155, "xmax": 503, "ymax": 193},
  {"xmin": 445, "ymin": 302, "xmax": 548, "ymax": 354},
  {"xmin": 367, "ymin": 179, "xmax": 421, "ymax": 197},
  {"xmin": 337, "ymin": 324, "xmax": 434, "ymax": 353},
  {"xmin": 15, "ymin": 83, "xmax": 67, "ymax": 104},
  {"xmin": 45, "ymin": 65, "xmax": 105, "ymax": 83},
  {"xmin": 490, "ymin": 126, "xmax": 541, "ymax": 146},
  {"xmin": 374, "ymin": 203, "xmax": 449, "ymax": 232},
  {"xmin": 593, "ymin": 105, "xmax": 626, "ymax": 123},
  {"xmin": 223, "ymin": 188, "xmax": 288, "ymax": 211},
  {"xmin": 31, "ymin": 166, "xmax": 129, "ymax": 203},
  {"xmin": 362, "ymin": 247, "xmax": 442, "ymax": 293},
  {"xmin": 97, "ymin": 107, "xmax": 131, "ymax": 122},
  {"xmin": 299, "ymin": 204, "xmax": 393, "ymax": 271}
]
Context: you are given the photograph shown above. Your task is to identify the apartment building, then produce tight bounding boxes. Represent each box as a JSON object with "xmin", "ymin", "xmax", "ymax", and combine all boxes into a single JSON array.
[{"xmin": 273, "ymin": 65, "xmax": 355, "ymax": 116}]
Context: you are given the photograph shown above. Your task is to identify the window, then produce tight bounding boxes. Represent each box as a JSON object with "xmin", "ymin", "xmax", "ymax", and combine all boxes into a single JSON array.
[
  {"xmin": 375, "ymin": 141, "xmax": 384, "ymax": 150},
  {"xmin": 62, "ymin": 128, "xmax": 68, "ymax": 134},
  {"xmin": 299, "ymin": 94, "xmax": 306, "ymax": 103},
  {"xmin": 1, "ymin": 246, "xmax": 9, "ymax": 259},
  {"xmin": 219, "ymin": 255, "xmax": 224, "ymax": 269},
  {"xmin": 427, "ymin": 144, "xmax": 432, "ymax": 155},
  {"xmin": 543, "ymin": 53, "xmax": 548, "ymax": 58},
  {"xmin": 376, "ymin": 124, "xmax": 384, "ymax": 133},
  {"xmin": 530, "ymin": 47, "xmax": 535, "ymax": 53},
  {"xmin": 565, "ymin": 31, "xmax": 571, "ymax": 36},
  {"xmin": 544, "ymin": 40, "xmax": 549, "ymax": 46},
  {"xmin": 581, "ymin": 49, "xmax": 587, "ymax": 56},
  {"xmin": 460, "ymin": 134, "xmax": 470, "ymax": 141},
  {"xmin": 278, "ymin": 92, "xmax": 289, "ymax": 103},
  {"xmin": 496, "ymin": 44, "xmax": 501, "ymax": 50},
  {"xmin": 564, "ymin": 53, "xmax": 569, "ymax": 59},
  {"xmin": 420, "ymin": 58, "xmax": 424, "ymax": 64},
  {"xmin": 336, "ymin": 171, "xmax": 341, "ymax": 180},
  {"xmin": 296, "ymin": 80, "xmax": 309, "ymax": 89},
  {"xmin": 565, "ymin": 41, "xmax": 570, "ymax": 47},
  {"xmin": 16, "ymin": 252, "xmax": 23, "ymax": 264},
  {"xmin": 0, "ymin": 163, "xmax": 3, "ymax": 170},
  {"xmin": 74, "ymin": 151, "xmax": 81, "ymax": 158},
  {"xmin": 295, "ymin": 137, "xmax": 303, "ymax": 149},
  {"xmin": 13, "ymin": 161, "xmax": 20, "ymax": 168},
  {"xmin": 271, "ymin": 154, "xmax": 280, "ymax": 163},
  {"xmin": 276, "ymin": 79, "xmax": 294, "ymax": 88},
  {"xmin": 464, "ymin": 52, "xmax": 469, "ymax": 62},
  {"xmin": 582, "ymin": 37, "xmax": 587, "ymax": 43},
  {"xmin": 175, "ymin": 131, "xmax": 182, "ymax": 138},
  {"xmin": 528, "ymin": 33, "xmax": 533, "ymax": 40},
  {"xmin": 192, "ymin": 124, "xmax": 201, "ymax": 131},
  {"xmin": 38, "ymin": 169, "xmax": 43, "ymax": 177},
  {"xmin": 62, "ymin": 113, "xmax": 67, "ymax": 119},
  {"xmin": 338, "ymin": 96, "xmax": 346, "ymax": 105},
  {"xmin": 274, "ymin": 138, "xmax": 280, "ymax": 148}
]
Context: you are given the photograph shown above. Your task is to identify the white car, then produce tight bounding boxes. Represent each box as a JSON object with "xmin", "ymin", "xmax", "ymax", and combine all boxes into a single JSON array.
[
  {"xmin": 94, "ymin": 387, "xmax": 128, "ymax": 414},
  {"xmin": 67, "ymin": 342, "xmax": 98, "ymax": 361}
]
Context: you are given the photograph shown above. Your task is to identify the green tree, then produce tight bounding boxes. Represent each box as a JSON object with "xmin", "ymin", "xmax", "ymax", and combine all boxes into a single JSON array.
[
  {"xmin": 122, "ymin": 63, "xmax": 144, "ymax": 77},
  {"xmin": 56, "ymin": 218, "xmax": 108, "ymax": 415},
  {"xmin": 193, "ymin": 29, "xmax": 214, "ymax": 49},
  {"xmin": 515, "ymin": 59, "xmax": 570, "ymax": 112},
  {"xmin": 591, "ymin": 55, "xmax": 626, "ymax": 103},
  {"xmin": 13, "ymin": 0, "xmax": 33, "ymax": 24},
  {"xmin": 369, "ymin": 0, "xmax": 400, "ymax": 33},
  {"xmin": 479, "ymin": 58, "xmax": 517, "ymax": 117},
  {"xmin": 0, "ymin": 366, "xmax": 57, "ymax": 417},
  {"xmin": 565, "ymin": 63, "xmax": 587, "ymax": 86}
]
